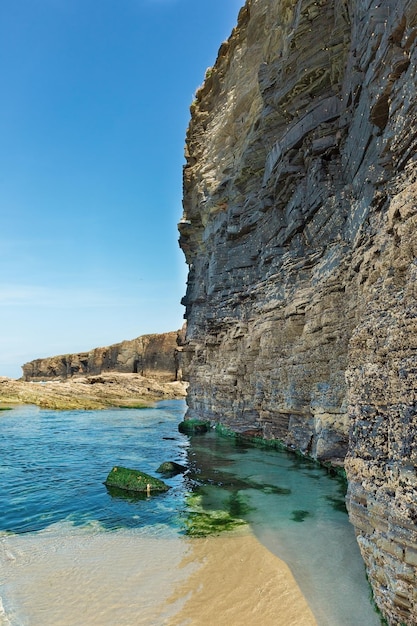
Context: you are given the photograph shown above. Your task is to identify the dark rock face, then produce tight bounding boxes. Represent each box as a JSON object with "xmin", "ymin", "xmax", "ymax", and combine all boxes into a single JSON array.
[
  {"xmin": 179, "ymin": 0, "xmax": 417, "ymax": 623},
  {"xmin": 22, "ymin": 331, "xmax": 182, "ymax": 382}
]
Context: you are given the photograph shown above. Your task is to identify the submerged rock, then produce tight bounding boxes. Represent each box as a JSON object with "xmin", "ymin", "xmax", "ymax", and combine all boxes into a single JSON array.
[
  {"xmin": 104, "ymin": 466, "xmax": 170, "ymax": 494},
  {"xmin": 182, "ymin": 492, "xmax": 248, "ymax": 537},
  {"xmin": 156, "ymin": 461, "xmax": 187, "ymax": 476}
]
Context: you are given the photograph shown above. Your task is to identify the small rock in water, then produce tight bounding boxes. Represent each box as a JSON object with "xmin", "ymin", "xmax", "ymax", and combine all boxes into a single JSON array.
[
  {"xmin": 104, "ymin": 466, "xmax": 170, "ymax": 494},
  {"xmin": 156, "ymin": 461, "xmax": 187, "ymax": 476}
]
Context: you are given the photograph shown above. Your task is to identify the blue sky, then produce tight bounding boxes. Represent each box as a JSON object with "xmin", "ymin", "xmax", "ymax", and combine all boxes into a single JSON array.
[{"xmin": 0, "ymin": 0, "xmax": 243, "ymax": 378}]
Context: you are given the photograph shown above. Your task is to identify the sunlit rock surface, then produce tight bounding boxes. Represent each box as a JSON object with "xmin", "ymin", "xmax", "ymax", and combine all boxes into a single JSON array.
[
  {"xmin": 0, "ymin": 373, "xmax": 187, "ymax": 410},
  {"xmin": 179, "ymin": 0, "xmax": 417, "ymax": 623},
  {"xmin": 1, "ymin": 331, "xmax": 187, "ymax": 409},
  {"xmin": 22, "ymin": 331, "xmax": 183, "ymax": 382}
]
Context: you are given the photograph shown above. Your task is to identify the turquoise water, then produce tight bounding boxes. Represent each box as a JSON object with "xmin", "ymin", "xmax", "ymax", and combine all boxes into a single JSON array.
[
  {"xmin": 186, "ymin": 433, "xmax": 381, "ymax": 625},
  {"xmin": 0, "ymin": 400, "xmax": 381, "ymax": 625},
  {"xmin": 0, "ymin": 401, "xmax": 189, "ymax": 535}
]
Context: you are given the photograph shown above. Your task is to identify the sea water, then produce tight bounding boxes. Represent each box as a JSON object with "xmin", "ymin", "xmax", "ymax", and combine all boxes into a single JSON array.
[{"xmin": 0, "ymin": 400, "xmax": 381, "ymax": 625}]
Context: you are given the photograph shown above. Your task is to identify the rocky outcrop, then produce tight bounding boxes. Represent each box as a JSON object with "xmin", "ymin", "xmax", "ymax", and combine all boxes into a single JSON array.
[
  {"xmin": 22, "ymin": 331, "xmax": 183, "ymax": 383},
  {"xmin": 179, "ymin": 0, "xmax": 417, "ymax": 623},
  {"xmin": 0, "ymin": 373, "xmax": 187, "ymax": 410}
]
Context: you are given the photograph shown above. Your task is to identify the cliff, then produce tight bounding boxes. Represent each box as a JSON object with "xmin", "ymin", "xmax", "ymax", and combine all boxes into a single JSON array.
[
  {"xmin": 22, "ymin": 331, "xmax": 183, "ymax": 382},
  {"xmin": 179, "ymin": 1, "xmax": 417, "ymax": 624}
]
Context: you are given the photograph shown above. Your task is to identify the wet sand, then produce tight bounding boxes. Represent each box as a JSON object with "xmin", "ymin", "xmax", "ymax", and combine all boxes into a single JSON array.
[
  {"xmin": 164, "ymin": 531, "xmax": 317, "ymax": 626},
  {"xmin": 0, "ymin": 527, "xmax": 316, "ymax": 626}
]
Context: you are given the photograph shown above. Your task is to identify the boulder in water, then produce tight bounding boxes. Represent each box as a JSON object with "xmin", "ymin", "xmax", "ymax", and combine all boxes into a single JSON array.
[
  {"xmin": 156, "ymin": 461, "xmax": 187, "ymax": 476},
  {"xmin": 178, "ymin": 419, "xmax": 210, "ymax": 435},
  {"xmin": 104, "ymin": 466, "xmax": 170, "ymax": 494}
]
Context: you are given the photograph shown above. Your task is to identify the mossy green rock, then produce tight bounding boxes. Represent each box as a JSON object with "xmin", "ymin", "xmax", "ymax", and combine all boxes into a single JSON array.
[
  {"xmin": 105, "ymin": 466, "xmax": 170, "ymax": 493},
  {"xmin": 178, "ymin": 419, "xmax": 211, "ymax": 434}
]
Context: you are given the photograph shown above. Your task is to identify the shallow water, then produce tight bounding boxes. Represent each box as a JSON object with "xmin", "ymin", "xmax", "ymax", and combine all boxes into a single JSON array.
[
  {"xmin": 0, "ymin": 401, "xmax": 381, "ymax": 625},
  {"xmin": 0, "ymin": 526, "xmax": 194, "ymax": 626},
  {"xmin": 0, "ymin": 401, "xmax": 189, "ymax": 534},
  {"xmin": 186, "ymin": 434, "xmax": 380, "ymax": 625}
]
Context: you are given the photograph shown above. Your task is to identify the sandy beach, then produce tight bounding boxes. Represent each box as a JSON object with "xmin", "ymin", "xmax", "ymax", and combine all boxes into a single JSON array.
[
  {"xmin": 0, "ymin": 527, "xmax": 316, "ymax": 626},
  {"xmin": 165, "ymin": 531, "xmax": 317, "ymax": 626}
]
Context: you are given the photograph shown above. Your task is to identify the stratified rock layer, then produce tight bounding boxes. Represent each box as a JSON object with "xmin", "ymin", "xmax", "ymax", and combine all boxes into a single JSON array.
[
  {"xmin": 179, "ymin": 1, "xmax": 417, "ymax": 623},
  {"xmin": 22, "ymin": 331, "xmax": 182, "ymax": 382}
]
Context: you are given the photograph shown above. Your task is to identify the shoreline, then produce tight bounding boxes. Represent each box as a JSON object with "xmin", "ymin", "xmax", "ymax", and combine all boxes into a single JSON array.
[
  {"xmin": 0, "ymin": 526, "xmax": 316, "ymax": 626},
  {"xmin": 0, "ymin": 374, "xmax": 187, "ymax": 410},
  {"xmin": 0, "ymin": 402, "xmax": 379, "ymax": 626}
]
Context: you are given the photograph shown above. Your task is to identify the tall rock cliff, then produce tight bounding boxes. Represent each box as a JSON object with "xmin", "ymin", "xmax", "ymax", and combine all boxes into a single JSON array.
[
  {"xmin": 179, "ymin": 0, "xmax": 417, "ymax": 623},
  {"xmin": 22, "ymin": 331, "xmax": 182, "ymax": 382}
]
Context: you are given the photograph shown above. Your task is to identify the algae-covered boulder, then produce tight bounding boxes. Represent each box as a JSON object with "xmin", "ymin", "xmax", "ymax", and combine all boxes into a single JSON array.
[
  {"xmin": 178, "ymin": 419, "xmax": 211, "ymax": 435},
  {"xmin": 104, "ymin": 466, "xmax": 170, "ymax": 494},
  {"xmin": 156, "ymin": 461, "xmax": 187, "ymax": 476}
]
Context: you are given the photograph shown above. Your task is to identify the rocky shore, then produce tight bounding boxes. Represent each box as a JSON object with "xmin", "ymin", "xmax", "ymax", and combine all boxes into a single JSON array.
[
  {"xmin": 0, "ymin": 329, "xmax": 187, "ymax": 410},
  {"xmin": 0, "ymin": 373, "xmax": 187, "ymax": 410}
]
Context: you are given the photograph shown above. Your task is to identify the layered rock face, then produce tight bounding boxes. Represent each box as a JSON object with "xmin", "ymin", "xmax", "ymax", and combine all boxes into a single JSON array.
[
  {"xmin": 179, "ymin": 0, "xmax": 417, "ymax": 623},
  {"xmin": 22, "ymin": 331, "xmax": 182, "ymax": 382}
]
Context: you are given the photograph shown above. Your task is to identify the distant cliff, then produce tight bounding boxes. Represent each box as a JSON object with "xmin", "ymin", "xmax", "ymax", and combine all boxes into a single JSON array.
[
  {"xmin": 22, "ymin": 331, "xmax": 183, "ymax": 382},
  {"xmin": 179, "ymin": 0, "xmax": 417, "ymax": 623}
]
